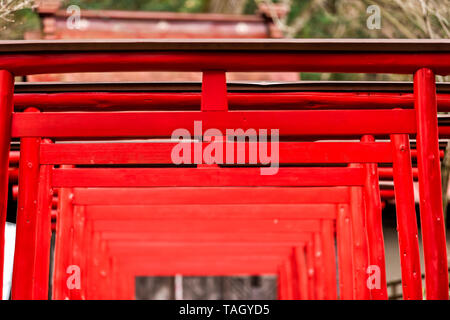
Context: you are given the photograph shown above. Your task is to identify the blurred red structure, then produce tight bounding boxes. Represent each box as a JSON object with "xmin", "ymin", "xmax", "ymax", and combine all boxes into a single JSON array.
[{"xmin": 27, "ymin": 0, "xmax": 298, "ymax": 82}]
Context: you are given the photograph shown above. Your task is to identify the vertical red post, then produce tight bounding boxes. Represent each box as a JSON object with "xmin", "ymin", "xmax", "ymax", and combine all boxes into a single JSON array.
[
  {"xmin": 52, "ymin": 184, "xmax": 74, "ymax": 300},
  {"xmin": 80, "ymin": 215, "xmax": 93, "ymax": 300},
  {"xmin": 110, "ymin": 256, "xmax": 119, "ymax": 300},
  {"xmin": 83, "ymin": 219, "xmax": 95, "ymax": 299},
  {"xmin": 278, "ymin": 260, "xmax": 294, "ymax": 300},
  {"xmin": 294, "ymin": 246, "xmax": 309, "ymax": 300},
  {"xmin": 348, "ymin": 181, "xmax": 371, "ymax": 299},
  {"xmin": 70, "ymin": 205, "xmax": 86, "ymax": 300},
  {"xmin": 0, "ymin": 70, "xmax": 14, "ymax": 295},
  {"xmin": 313, "ymin": 233, "xmax": 325, "ymax": 300},
  {"xmin": 32, "ymin": 139, "xmax": 54, "ymax": 299},
  {"xmin": 277, "ymin": 264, "xmax": 286, "ymax": 300},
  {"xmin": 12, "ymin": 108, "xmax": 41, "ymax": 300},
  {"xmin": 306, "ymin": 241, "xmax": 316, "ymax": 299},
  {"xmin": 289, "ymin": 249, "xmax": 300, "ymax": 300},
  {"xmin": 283, "ymin": 259, "xmax": 294, "ymax": 300},
  {"xmin": 97, "ymin": 239, "xmax": 110, "ymax": 300},
  {"xmin": 391, "ymin": 134, "xmax": 423, "ymax": 300},
  {"xmin": 321, "ymin": 220, "xmax": 337, "ymax": 299},
  {"xmin": 336, "ymin": 204, "xmax": 354, "ymax": 299},
  {"xmin": 201, "ymin": 70, "xmax": 228, "ymax": 112},
  {"xmin": 126, "ymin": 273, "xmax": 136, "ymax": 300},
  {"xmin": 361, "ymin": 135, "xmax": 388, "ymax": 300},
  {"xmin": 200, "ymin": 70, "xmax": 227, "ymax": 166},
  {"xmin": 115, "ymin": 267, "xmax": 131, "ymax": 300},
  {"xmin": 87, "ymin": 231, "xmax": 102, "ymax": 299},
  {"xmin": 414, "ymin": 68, "xmax": 449, "ymax": 300}
]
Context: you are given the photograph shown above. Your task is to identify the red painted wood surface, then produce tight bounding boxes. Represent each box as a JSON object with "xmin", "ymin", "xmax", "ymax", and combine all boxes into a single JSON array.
[
  {"xmin": 117, "ymin": 257, "xmax": 285, "ymax": 276},
  {"xmin": 348, "ymin": 184, "xmax": 370, "ymax": 299},
  {"xmin": 2, "ymin": 51, "xmax": 450, "ymax": 76},
  {"xmin": 294, "ymin": 247, "xmax": 309, "ymax": 300},
  {"xmin": 390, "ymin": 134, "xmax": 423, "ymax": 300},
  {"xmin": 0, "ymin": 70, "xmax": 13, "ymax": 295},
  {"xmin": 51, "ymin": 167, "xmax": 366, "ymax": 188},
  {"xmin": 99, "ymin": 232, "xmax": 313, "ymax": 243},
  {"xmin": 92, "ymin": 220, "xmax": 323, "ymax": 234},
  {"xmin": 414, "ymin": 68, "xmax": 449, "ymax": 300},
  {"xmin": 11, "ymin": 109, "xmax": 416, "ymax": 138},
  {"xmin": 72, "ymin": 187, "xmax": 351, "ymax": 205},
  {"xmin": 40, "ymin": 141, "xmax": 393, "ymax": 165},
  {"xmin": 52, "ymin": 183, "xmax": 74, "ymax": 300},
  {"xmin": 32, "ymin": 160, "xmax": 53, "ymax": 300},
  {"xmin": 84, "ymin": 204, "xmax": 337, "ymax": 220},
  {"xmin": 201, "ymin": 71, "xmax": 228, "ymax": 111},
  {"xmin": 361, "ymin": 135, "xmax": 388, "ymax": 300},
  {"xmin": 336, "ymin": 204, "xmax": 353, "ymax": 299},
  {"xmin": 321, "ymin": 220, "xmax": 337, "ymax": 300},
  {"xmin": 12, "ymin": 91, "xmax": 450, "ymax": 112},
  {"xmin": 12, "ymin": 116, "xmax": 41, "ymax": 299}
]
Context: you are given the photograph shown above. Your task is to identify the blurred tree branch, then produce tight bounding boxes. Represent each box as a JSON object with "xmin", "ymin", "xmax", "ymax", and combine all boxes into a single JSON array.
[
  {"xmin": 204, "ymin": 0, "xmax": 248, "ymax": 14},
  {"xmin": 255, "ymin": 0, "xmax": 449, "ymax": 39},
  {"xmin": 0, "ymin": 0, "xmax": 34, "ymax": 22}
]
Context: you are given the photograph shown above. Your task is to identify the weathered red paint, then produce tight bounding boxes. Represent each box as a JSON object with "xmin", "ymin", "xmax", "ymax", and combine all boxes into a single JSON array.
[
  {"xmin": 390, "ymin": 134, "xmax": 423, "ymax": 300},
  {"xmin": 12, "ymin": 108, "xmax": 41, "ymax": 300},
  {"xmin": 0, "ymin": 70, "xmax": 13, "ymax": 294},
  {"xmin": 361, "ymin": 135, "xmax": 387, "ymax": 300},
  {"xmin": 414, "ymin": 68, "xmax": 449, "ymax": 300}
]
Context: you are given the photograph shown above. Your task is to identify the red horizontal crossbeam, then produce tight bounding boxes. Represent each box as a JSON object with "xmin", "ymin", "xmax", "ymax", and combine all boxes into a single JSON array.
[
  {"xmin": 12, "ymin": 110, "xmax": 416, "ymax": 138},
  {"xmin": 99, "ymin": 232, "xmax": 313, "ymax": 243},
  {"xmin": 92, "ymin": 220, "xmax": 322, "ymax": 233},
  {"xmin": 2, "ymin": 52, "xmax": 450, "ymax": 76},
  {"xmin": 13, "ymin": 91, "xmax": 450, "ymax": 112},
  {"xmin": 84, "ymin": 204, "xmax": 337, "ymax": 220},
  {"xmin": 40, "ymin": 141, "xmax": 393, "ymax": 164},
  {"xmin": 72, "ymin": 187, "xmax": 350, "ymax": 205},
  {"xmin": 52, "ymin": 167, "xmax": 366, "ymax": 187},
  {"xmin": 116, "ymin": 257, "xmax": 283, "ymax": 276},
  {"xmin": 108, "ymin": 245, "xmax": 295, "ymax": 257}
]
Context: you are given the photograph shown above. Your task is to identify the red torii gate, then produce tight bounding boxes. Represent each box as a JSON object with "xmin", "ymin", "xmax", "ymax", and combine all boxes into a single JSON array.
[{"xmin": 1, "ymin": 39, "xmax": 449, "ymax": 300}]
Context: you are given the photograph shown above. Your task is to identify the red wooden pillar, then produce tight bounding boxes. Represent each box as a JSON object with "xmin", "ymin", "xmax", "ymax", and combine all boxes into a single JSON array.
[
  {"xmin": 52, "ymin": 184, "xmax": 74, "ymax": 299},
  {"xmin": 97, "ymin": 239, "xmax": 110, "ymax": 300},
  {"xmin": 201, "ymin": 70, "xmax": 228, "ymax": 112},
  {"xmin": 278, "ymin": 262, "xmax": 290, "ymax": 300},
  {"xmin": 361, "ymin": 135, "xmax": 388, "ymax": 300},
  {"xmin": 391, "ymin": 134, "xmax": 423, "ymax": 300},
  {"xmin": 70, "ymin": 205, "xmax": 86, "ymax": 300},
  {"xmin": 321, "ymin": 220, "xmax": 337, "ymax": 299},
  {"xmin": 313, "ymin": 232, "xmax": 325, "ymax": 300},
  {"xmin": 348, "ymin": 180, "xmax": 371, "ymax": 299},
  {"xmin": 0, "ymin": 70, "xmax": 14, "ymax": 295},
  {"xmin": 306, "ymin": 241, "xmax": 316, "ymax": 299},
  {"xmin": 285, "ymin": 258, "xmax": 295, "ymax": 300},
  {"xmin": 32, "ymin": 139, "xmax": 54, "ymax": 299},
  {"xmin": 87, "ymin": 230, "xmax": 101, "ymax": 299},
  {"xmin": 294, "ymin": 246, "xmax": 308, "ymax": 300},
  {"xmin": 80, "ymin": 216, "xmax": 93, "ymax": 300},
  {"xmin": 12, "ymin": 108, "xmax": 41, "ymax": 300},
  {"xmin": 125, "ymin": 273, "xmax": 136, "ymax": 300},
  {"xmin": 336, "ymin": 204, "xmax": 353, "ymax": 299},
  {"xmin": 289, "ymin": 249, "xmax": 299, "ymax": 300},
  {"xmin": 109, "ymin": 256, "xmax": 119, "ymax": 300},
  {"xmin": 115, "ymin": 264, "xmax": 133, "ymax": 300},
  {"xmin": 414, "ymin": 68, "xmax": 449, "ymax": 300}
]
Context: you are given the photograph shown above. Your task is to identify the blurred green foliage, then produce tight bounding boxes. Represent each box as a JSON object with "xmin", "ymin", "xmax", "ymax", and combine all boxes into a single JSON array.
[
  {"xmin": 64, "ymin": 0, "xmax": 205, "ymax": 12},
  {"xmin": 0, "ymin": 8, "xmax": 39, "ymax": 40}
]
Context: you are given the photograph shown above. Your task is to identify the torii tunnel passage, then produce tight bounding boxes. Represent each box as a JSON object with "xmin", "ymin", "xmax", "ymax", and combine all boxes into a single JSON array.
[{"xmin": 1, "ymin": 39, "xmax": 450, "ymax": 300}]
